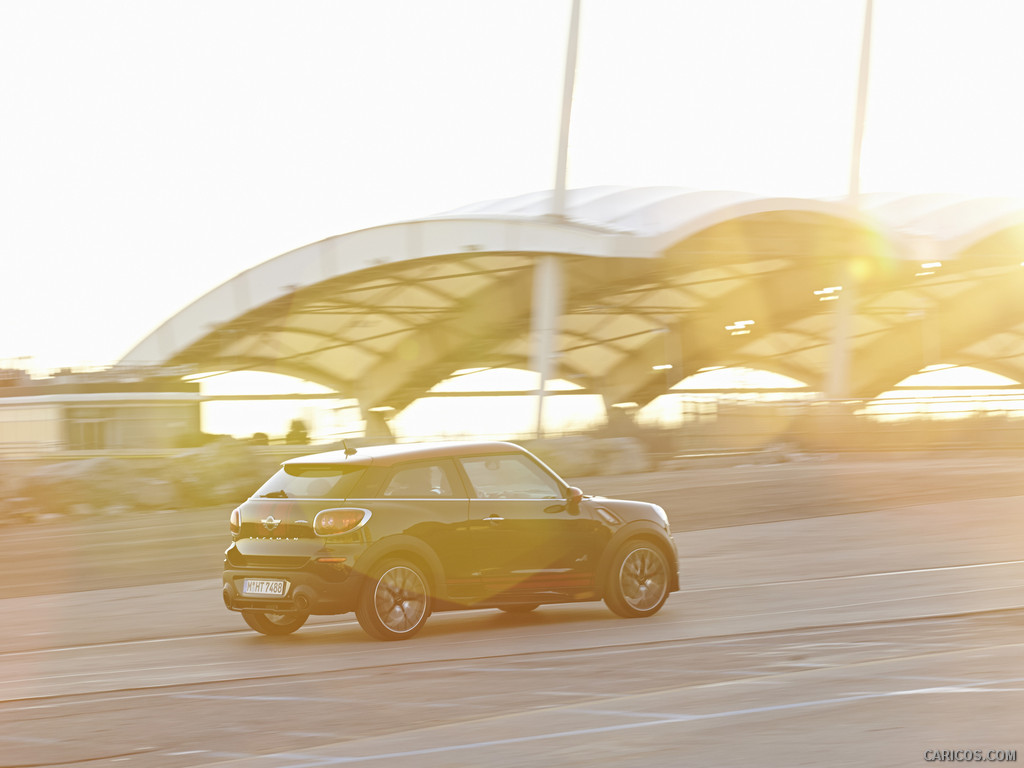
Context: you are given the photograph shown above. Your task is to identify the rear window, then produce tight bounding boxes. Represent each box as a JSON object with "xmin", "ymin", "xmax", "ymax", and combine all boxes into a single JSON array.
[{"xmin": 252, "ymin": 465, "xmax": 366, "ymax": 500}]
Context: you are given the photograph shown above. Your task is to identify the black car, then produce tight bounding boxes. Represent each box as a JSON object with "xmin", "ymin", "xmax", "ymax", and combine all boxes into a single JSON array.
[{"xmin": 222, "ymin": 440, "xmax": 678, "ymax": 640}]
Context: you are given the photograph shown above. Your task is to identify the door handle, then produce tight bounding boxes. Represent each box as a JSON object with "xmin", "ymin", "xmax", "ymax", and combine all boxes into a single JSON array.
[{"xmin": 483, "ymin": 515, "xmax": 505, "ymax": 523}]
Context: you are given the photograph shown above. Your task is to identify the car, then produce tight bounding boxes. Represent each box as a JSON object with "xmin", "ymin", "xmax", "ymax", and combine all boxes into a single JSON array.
[{"xmin": 222, "ymin": 440, "xmax": 679, "ymax": 640}]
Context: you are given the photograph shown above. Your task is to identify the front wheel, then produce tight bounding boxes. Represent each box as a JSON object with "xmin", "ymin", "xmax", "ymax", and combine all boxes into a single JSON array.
[
  {"xmin": 242, "ymin": 610, "xmax": 309, "ymax": 636},
  {"xmin": 356, "ymin": 559, "xmax": 431, "ymax": 641},
  {"xmin": 604, "ymin": 541, "xmax": 670, "ymax": 618}
]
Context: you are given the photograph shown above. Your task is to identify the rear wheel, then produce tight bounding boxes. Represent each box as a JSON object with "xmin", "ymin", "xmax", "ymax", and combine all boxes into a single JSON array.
[
  {"xmin": 356, "ymin": 559, "xmax": 431, "ymax": 641},
  {"xmin": 242, "ymin": 610, "xmax": 308, "ymax": 636},
  {"xmin": 604, "ymin": 541, "xmax": 670, "ymax": 618}
]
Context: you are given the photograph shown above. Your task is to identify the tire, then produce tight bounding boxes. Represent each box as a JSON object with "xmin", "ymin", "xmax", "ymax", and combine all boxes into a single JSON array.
[
  {"xmin": 604, "ymin": 540, "xmax": 671, "ymax": 619},
  {"xmin": 356, "ymin": 559, "xmax": 431, "ymax": 641},
  {"xmin": 498, "ymin": 604, "xmax": 539, "ymax": 614},
  {"xmin": 242, "ymin": 610, "xmax": 309, "ymax": 636}
]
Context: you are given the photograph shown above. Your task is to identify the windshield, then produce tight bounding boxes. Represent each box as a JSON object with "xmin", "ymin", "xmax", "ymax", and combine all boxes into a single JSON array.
[{"xmin": 252, "ymin": 465, "xmax": 366, "ymax": 500}]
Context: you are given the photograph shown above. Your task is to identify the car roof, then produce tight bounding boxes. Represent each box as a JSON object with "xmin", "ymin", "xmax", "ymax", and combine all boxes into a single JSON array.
[{"xmin": 280, "ymin": 440, "xmax": 528, "ymax": 468}]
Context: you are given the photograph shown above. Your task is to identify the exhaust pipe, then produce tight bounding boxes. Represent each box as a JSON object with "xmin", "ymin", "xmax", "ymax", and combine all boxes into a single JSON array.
[{"xmin": 293, "ymin": 587, "xmax": 314, "ymax": 614}]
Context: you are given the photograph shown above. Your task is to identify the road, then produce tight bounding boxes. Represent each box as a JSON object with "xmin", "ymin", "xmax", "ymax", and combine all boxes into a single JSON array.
[{"xmin": 1, "ymin": 455, "xmax": 1023, "ymax": 766}]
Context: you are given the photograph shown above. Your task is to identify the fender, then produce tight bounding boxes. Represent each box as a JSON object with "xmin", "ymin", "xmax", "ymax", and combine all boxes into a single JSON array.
[
  {"xmin": 350, "ymin": 533, "xmax": 450, "ymax": 602},
  {"xmin": 595, "ymin": 519, "xmax": 680, "ymax": 597}
]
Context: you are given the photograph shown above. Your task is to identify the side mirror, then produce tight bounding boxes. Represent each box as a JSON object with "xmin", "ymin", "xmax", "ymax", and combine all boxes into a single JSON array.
[{"xmin": 545, "ymin": 487, "xmax": 584, "ymax": 515}]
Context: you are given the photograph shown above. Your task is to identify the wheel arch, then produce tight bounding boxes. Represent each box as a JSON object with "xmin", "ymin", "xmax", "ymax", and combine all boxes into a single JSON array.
[
  {"xmin": 596, "ymin": 522, "xmax": 680, "ymax": 598},
  {"xmin": 352, "ymin": 534, "xmax": 449, "ymax": 602}
]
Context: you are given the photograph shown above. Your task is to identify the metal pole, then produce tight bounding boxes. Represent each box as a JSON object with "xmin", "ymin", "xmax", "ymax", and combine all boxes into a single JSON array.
[
  {"xmin": 533, "ymin": 0, "xmax": 581, "ymax": 437},
  {"xmin": 826, "ymin": 0, "xmax": 873, "ymax": 402},
  {"xmin": 849, "ymin": 0, "xmax": 873, "ymax": 202},
  {"xmin": 552, "ymin": 0, "xmax": 581, "ymax": 220},
  {"xmin": 531, "ymin": 255, "xmax": 563, "ymax": 437}
]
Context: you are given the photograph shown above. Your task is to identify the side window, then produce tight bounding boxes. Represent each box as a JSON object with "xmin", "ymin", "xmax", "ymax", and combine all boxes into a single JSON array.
[
  {"xmin": 380, "ymin": 460, "xmax": 462, "ymax": 498},
  {"xmin": 459, "ymin": 454, "xmax": 562, "ymax": 500}
]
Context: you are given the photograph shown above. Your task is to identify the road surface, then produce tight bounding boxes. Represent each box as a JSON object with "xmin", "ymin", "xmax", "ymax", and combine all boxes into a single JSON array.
[{"xmin": 1, "ymin": 454, "xmax": 1022, "ymax": 766}]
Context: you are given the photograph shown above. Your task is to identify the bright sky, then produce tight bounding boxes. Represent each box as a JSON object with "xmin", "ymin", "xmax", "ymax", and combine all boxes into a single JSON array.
[{"xmin": 4, "ymin": 0, "xmax": 1024, "ymax": 375}]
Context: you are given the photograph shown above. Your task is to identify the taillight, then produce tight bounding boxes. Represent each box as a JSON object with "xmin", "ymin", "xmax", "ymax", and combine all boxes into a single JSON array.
[
  {"xmin": 229, "ymin": 508, "xmax": 240, "ymax": 535},
  {"xmin": 313, "ymin": 507, "xmax": 371, "ymax": 536},
  {"xmin": 316, "ymin": 556, "xmax": 349, "ymax": 572}
]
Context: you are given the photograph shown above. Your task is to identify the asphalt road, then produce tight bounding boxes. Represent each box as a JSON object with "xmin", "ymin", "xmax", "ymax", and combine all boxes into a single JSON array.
[{"xmin": 2, "ymin": 455, "xmax": 1023, "ymax": 767}]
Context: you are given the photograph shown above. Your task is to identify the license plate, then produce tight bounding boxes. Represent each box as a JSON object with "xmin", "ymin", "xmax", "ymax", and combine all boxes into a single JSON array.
[{"xmin": 242, "ymin": 578, "xmax": 288, "ymax": 597}]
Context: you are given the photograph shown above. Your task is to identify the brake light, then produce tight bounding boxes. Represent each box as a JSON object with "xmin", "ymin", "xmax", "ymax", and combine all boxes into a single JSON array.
[
  {"xmin": 229, "ymin": 508, "xmax": 240, "ymax": 535},
  {"xmin": 314, "ymin": 507, "xmax": 371, "ymax": 536},
  {"xmin": 316, "ymin": 556, "xmax": 349, "ymax": 572}
]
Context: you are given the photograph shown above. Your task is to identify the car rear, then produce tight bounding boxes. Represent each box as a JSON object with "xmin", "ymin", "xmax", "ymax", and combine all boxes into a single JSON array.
[{"xmin": 222, "ymin": 460, "xmax": 373, "ymax": 620}]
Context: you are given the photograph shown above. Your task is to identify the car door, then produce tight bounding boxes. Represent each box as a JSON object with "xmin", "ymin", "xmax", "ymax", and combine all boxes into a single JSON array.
[{"xmin": 459, "ymin": 452, "xmax": 601, "ymax": 601}]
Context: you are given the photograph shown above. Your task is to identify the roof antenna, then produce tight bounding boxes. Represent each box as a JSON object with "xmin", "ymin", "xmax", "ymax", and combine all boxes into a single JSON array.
[{"xmin": 342, "ymin": 439, "xmax": 357, "ymax": 457}]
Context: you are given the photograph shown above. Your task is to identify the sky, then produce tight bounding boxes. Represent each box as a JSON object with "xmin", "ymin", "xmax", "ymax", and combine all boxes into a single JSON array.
[{"xmin": 4, "ymin": 0, "xmax": 1024, "ymax": 377}]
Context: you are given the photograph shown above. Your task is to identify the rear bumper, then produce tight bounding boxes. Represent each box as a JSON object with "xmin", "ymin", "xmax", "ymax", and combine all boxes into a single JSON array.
[{"xmin": 222, "ymin": 567, "xmax": 362, "ymax": 616}]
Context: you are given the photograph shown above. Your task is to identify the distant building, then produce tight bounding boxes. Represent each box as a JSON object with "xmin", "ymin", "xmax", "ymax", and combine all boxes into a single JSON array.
[{"xmin": 0, "ymin": 368, "xmax": 200, "ymax": 452}]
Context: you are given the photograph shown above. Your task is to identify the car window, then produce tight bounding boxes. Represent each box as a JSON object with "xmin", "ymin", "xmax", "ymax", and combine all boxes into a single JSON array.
[
  {"xmin": 381, "ymin": 460, "xmax": 461, "ymax": 498},
  {"xmin": 459, "ymin": 454, "xmax": 562, "ymax": 500},
  {"xmin": 252, "ymin": 465, "xmax": 366, "ymax": 500}
]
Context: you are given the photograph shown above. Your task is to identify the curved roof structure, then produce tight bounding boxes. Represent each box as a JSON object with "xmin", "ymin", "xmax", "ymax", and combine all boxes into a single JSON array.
[{"xmin": 120, "ymin": 186, "xmax": 1024, "ymax": 419}]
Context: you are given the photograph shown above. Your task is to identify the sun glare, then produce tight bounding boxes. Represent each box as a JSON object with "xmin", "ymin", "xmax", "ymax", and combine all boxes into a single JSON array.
[
  {"xmin": 399, "ymin": 368, "xmax": 604, "ymax": 440},
  {"xmin": 189, "ymin": 368, "xmax": 607, "ymax": 443},
  {"xmin": 186, "ymin": 364, "xmax": 1024, "ymax": 443},
  {"xmin": 637, "ymin": 368, "xmax": 810, "ymax": 428},
  {"xmin": 188, "ymin": 371, "xmax": 359, "ymax": 443},
  {"xmin": 866, "ymin": 365, "xmax": 1024, "ymax": 421}
]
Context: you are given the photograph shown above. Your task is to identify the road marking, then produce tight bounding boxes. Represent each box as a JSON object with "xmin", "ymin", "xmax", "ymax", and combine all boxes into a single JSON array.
[
  {"xmin": 2, "ymin": 562, "xmax": 1019, "ymax": 661},
  {"xmin": 0, "ymin": 620, "xmax": 361, "ymax": 658},
  {"xmin": 172, "ymin": 693, "xmax": 462, "ymax": 709},
  {"xmin": 888, "ymin": 674, "xmax": 990, "ymax": 683},
  {"xmin": 0, "ymin": 734, "xmax": 60, "ymax": 745},
  {"xmin": 571, "ymin": 707, "xmax": 689, "ymax": 719},
  {"xmin": 174, "ymin": 694, "xmax": 374, "ymax": 703},
  {"xmin": 686, "ymin": 559, "xmax": 1024, "ymax": 593},
  {"xmin": 2, "ymin": 607, "xmax": 1020, "ymax": 709},
  {"xmin": 445, "ymin": 666, "xmax": 562, "ymax": 673},
  {"xmin": 259, "ymin": 671, "xmax": 1024, "ymax": 766},
  {"xmin": 250, "ymin": 690, "xmax": 979, "ymax": 765},
  {"xmin": 9, "ymin": 609, "xmax": 1004, "ymax": 704},
  {"xmin": 1, "ymin": 658, "xmax": 290, "ymax": 687},
  {"xmin": 683, "ymin": 583, "xmax": 1024, "ymax": 624}
]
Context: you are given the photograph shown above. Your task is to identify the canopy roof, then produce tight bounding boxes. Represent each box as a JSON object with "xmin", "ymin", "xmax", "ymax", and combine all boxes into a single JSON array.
[{"xmin": 120, "ymin": 187, "xmax": 1024, "ymax": 413}]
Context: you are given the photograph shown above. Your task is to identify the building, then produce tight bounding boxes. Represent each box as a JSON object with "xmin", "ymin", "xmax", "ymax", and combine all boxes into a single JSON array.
[{"xmin": 0, "ymin": 368, "xmax": 200, "ymax": 453}]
